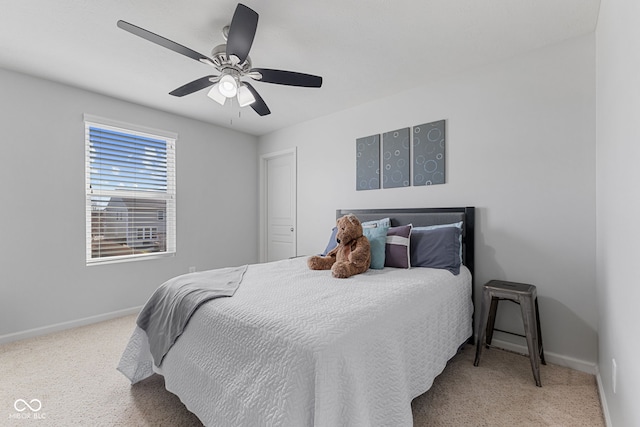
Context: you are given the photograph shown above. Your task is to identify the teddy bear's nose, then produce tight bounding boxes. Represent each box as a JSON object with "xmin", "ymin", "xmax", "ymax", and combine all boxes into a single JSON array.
[{"xmin": 336, "ymin": 238, "xmax": 341, "ymax": 244}]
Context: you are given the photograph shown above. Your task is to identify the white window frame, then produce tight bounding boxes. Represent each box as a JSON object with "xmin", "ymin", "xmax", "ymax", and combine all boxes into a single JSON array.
[{"xmin": 84, "ymin": 114, "xmax": 177, "ymax": 265}]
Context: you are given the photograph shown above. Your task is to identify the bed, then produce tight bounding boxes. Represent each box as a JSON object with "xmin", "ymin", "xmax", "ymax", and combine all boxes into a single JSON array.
[{"xmin": 118, "ymin": 206, "xmax": 475, "ymax": 426}]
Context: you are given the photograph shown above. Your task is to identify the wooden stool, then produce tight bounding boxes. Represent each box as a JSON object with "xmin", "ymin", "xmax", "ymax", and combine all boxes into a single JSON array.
[{"xmin": 473, "ymin": 280, "xmax": 546, "ymax": 387}]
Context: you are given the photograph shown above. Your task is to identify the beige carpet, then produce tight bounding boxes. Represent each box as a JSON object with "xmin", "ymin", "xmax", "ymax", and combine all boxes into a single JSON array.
[{"xmin": 0, "ymin": 315, "xmax": 605, "ymax": 426}]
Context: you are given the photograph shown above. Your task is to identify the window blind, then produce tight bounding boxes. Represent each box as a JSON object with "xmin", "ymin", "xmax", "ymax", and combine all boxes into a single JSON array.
[{"xmin": 85, "ymin": 118, "xmax": 176, "ymax": 264}]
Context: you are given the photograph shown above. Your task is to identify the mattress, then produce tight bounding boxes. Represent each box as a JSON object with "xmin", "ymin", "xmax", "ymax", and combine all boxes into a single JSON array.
[{"xmin": 118, "ymin": 257, "xmax": 473, "ymax": 426}]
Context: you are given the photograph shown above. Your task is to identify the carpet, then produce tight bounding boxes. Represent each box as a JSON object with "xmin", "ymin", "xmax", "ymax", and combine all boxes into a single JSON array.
[{"xmin": 0, "ymin": 314, "xmax": 604, "ymax": 426}]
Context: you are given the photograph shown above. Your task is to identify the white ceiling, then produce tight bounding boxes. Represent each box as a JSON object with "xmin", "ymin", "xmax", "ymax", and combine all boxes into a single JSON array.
[{"xmin": 0, "ymin": 1, "xmax": 600, "ymax": 136}]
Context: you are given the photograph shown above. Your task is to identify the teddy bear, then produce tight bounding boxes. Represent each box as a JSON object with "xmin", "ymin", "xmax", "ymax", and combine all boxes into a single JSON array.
[{"xmin": 307, "ymin": 214, "xmax": 371, "ymax": 278}]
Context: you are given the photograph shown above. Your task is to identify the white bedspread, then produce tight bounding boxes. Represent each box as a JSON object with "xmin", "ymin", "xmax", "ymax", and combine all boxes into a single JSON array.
[{"xmin": 118, "ymin": 257, "xmax": 472, "ymax": 427}]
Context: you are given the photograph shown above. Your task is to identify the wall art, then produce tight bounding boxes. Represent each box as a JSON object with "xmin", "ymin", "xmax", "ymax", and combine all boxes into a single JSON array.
[
  {"xmin": 356, "ymin": 134, "xmax": 380, "ymax": 191},
  {"xmin": 382, "ymin": 127, "xmax": 410, "ymax": 189},
  {"xmin": 413, "ymin": 120, "xmax": 445, "ymax": 186}
]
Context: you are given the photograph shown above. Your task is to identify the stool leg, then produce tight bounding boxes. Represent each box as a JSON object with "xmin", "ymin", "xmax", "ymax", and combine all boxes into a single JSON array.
[
  {"xmin": 474, "ymin": 289, "xmax": 492, "ymax": 366},
  {"xmin": 485, "ymin": 297, "xmax": 499, "ymax": 347},
  {"xmin": 535, "ymin": 297, "xmax": 546, "ymax": 365},
  {"xmin": 520, "ymin": 296, "xmax": 542, "ymax": 387}
]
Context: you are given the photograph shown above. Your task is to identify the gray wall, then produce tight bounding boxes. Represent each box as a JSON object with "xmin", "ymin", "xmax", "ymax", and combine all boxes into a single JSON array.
[
  {"xmin": 596, "ymin": 0, "xmax": 640, "ymax": 425},
  {"xmin": 0, "ymin": 68, "xmax": 259, "ymax": 337},
  {"xmin": 259, "ymin": 35, "xmax": 597, "ymax": 367}
]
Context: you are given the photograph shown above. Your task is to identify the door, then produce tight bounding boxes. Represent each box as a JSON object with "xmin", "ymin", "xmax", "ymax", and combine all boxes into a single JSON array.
[{"xmin": 260, "ymin": 148, "xmax": 297, "ymax": 262}]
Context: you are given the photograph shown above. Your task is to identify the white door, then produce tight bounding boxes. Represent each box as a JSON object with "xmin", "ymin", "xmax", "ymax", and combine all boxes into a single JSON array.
[{"xmin": 260, "ymin": 148, "xmax": 297, "ymax": 262}]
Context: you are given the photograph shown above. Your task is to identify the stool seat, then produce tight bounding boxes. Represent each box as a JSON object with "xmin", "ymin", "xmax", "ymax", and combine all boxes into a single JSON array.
[
  {"xmin": 485, "ymin": 280, "xmax": 537, "ymax": 298},
  {"xmin": 474, "ymin": 280, "xmax": 546, "ymax": 387}
]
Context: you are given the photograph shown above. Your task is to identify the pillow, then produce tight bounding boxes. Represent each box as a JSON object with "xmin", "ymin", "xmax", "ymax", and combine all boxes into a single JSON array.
[
  {"xmin": 321, "ymin": 218, "xmax": 390, "ymax": 255},
  {"xmin": 410, "ymin": 226, "xmax": 462, "ymax": 275},
  {"xmin": 413, "ymin": 221, "xmax": 463, "ymax": 262},
  {"xmin": 321, "ymin": 227, "xmax": 338, "ymax": 256},
  {"xmin": 385, "ymin": 224, "xmax": 412, "ymax": 268},
  {"xmin": 412, "ymin": 221, "xmax": 462, "ymax": 231},
  {"xmin": 362, "ymin": 225, "xmax": 389, "ymax": 269},
  {"xmin": 362, "ymin": 217, "xmax": 391, "ymax": 229}
]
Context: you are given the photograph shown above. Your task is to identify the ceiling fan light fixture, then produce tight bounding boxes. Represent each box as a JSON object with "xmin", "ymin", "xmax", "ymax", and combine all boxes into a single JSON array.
[
  {"xmin": 237, "ymin": 84, "xmax": 256, "ymax": 107},
  {"xmin": 207, "ymin": 84, "xmax": 227, "ymax": 105},
  {"xmin": 218, "ymin": 74, "xmax": 238, "ymax": 97}
]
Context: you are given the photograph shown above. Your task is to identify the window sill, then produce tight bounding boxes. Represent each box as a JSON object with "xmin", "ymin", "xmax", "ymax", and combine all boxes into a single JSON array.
[{"xmin": 86, "ymin": 251, "xmax": 175, "ymax": 266}]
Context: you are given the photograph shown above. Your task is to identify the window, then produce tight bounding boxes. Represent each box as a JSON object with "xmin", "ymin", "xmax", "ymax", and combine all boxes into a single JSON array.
[
  {"xmin": 135, "ymin": 227, "xmax": 157, "ymax": 241},
  {"xmin": 85, "ymin": 115, "xmax": 176, "ymax": 264}
]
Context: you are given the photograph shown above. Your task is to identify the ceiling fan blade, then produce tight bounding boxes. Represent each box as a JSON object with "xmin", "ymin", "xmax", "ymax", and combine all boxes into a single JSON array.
[
  {"xmin": 243, "ymin": 82, "xmax": 270, "ymax": 116},
  {"xmin": 226, "ymin": 4, "xmax": 258, "ymax": 63},
  {"xmin": 250, "ymin": 68, "xmax": 323, "ymax": 88},
  {"xmin": 117, "ymin": 20, "xmax": 211, "ymax": 64},
  {"xmin": 169, "ymin": 76, "xmax": 219, "ymax": 97}
]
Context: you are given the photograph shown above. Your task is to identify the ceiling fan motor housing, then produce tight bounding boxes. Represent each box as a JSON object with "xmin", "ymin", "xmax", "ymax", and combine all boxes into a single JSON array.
[{"xmin": 211, "ymin": 44, "xmax": 251, "ymax": 74}]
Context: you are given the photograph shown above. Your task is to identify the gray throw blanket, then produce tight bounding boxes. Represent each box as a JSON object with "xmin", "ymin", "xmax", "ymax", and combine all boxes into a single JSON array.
[{"xmin": 137, "ymin": 264, "xmax": 248, "ymax": 365}]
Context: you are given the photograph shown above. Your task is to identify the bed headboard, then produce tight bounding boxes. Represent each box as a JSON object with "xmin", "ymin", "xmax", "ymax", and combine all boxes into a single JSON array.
[{"xmin": 336, "ymin": 206, "xmax": 475, "ymax": 278}]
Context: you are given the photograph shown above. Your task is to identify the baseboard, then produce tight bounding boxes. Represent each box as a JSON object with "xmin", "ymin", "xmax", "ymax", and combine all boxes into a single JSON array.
[
  {"xmin": 489, "ymin": 338, "xmax": 598, "ymax": 375},
  {"xmin": 0, "ymin": 306, "xmax": 142, "ymax": 345},
  {"xmin": 595, "ymin": 367, "xmax": 613, "ymax": 427}
]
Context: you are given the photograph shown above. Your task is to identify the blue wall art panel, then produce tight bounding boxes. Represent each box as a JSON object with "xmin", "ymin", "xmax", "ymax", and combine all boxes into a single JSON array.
[
  {"xmin": 356, "ymin": 134, "xmax": 380, "ymax": 191},
  {"xmin": 413, "ymin": 120, "xmax": 445, "ymax": 186},
  {"xmin": 382, "ymin": 127, "xmax": 410, "ymax": 188}
]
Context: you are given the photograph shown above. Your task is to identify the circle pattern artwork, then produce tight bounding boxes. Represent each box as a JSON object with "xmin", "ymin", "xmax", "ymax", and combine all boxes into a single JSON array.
[
  {"xmin": 382, "ymin": 127, "xmax": 410, "ymax": 188},
  {"xmin": 356, "ymin": 134, "xmax": 380, "ymax": 190},
  {"xmin": 413, "ymin": 120, "xmax": 445, "ymax": 186},
  {"xmin": 356, "ymin": 120, "xmax": 445, "ymax": 190}
]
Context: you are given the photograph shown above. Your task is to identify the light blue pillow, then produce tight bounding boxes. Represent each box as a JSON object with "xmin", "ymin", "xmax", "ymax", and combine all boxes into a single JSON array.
[
  {"xmin": 362, "ymin": 217, "xmax": 391, "ymax": 229},
  {"xmin": 362, "ymin": 225, "xmax": 389, "ymax": 269},
  {"xmin": 413, "ymin": 221, "xmax": 463, "ymax": 262}
]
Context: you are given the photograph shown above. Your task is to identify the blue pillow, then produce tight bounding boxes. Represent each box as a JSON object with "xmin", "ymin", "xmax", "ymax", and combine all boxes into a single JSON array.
[
  {"xmin": 410, "ymin": 226, "xmax": 462, "ymax": 275},
  {"xmin": 413, "ymin": 221, "xmax": 462, "ymax": 231},
  {"xmin": 362, "ymin": 217, "xmax": 391, "ymax": 229},
  {"xmin": 413, "ymin": 221, "xmax": 463, "ymax": 262},
  {"xmin": 321, "ymin": 227, "xmax": 338, "ymax": 256},
  {"xmin": 362, "ymin": 225, "xmax": 389, "ymax": 269}
]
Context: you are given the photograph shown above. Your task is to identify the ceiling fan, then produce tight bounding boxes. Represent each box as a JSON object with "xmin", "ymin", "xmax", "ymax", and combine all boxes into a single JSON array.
[{"xmin": 117, "ymin": 3, "xmax": 323, "ymax": 116}]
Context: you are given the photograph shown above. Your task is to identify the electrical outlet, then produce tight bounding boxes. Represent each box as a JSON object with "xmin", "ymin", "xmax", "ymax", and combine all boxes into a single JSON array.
[
  {"xmin": 612, "ymin": 358, "xmax": 617, "ymax": 394},
  {"xmin": 188, "ymin": 266, "xmax": 196, "ymax": 273}
]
